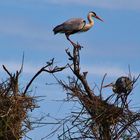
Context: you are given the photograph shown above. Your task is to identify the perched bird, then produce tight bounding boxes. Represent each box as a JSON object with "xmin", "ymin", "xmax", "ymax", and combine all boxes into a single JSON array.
[
  {"xmin": 103, "ymin": 76, "xmax": 133, "ymax": 95},
  {"xmin": 53, "ymin": 11, "xmax": 103, "ymax": 45}
]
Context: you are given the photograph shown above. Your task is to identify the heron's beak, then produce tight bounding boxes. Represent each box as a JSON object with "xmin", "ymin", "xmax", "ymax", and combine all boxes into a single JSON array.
[
  {"xmin": 95, "ymin": 16, "xmax": 103, "ymax": 22},
  {"xmin": 102, "ymin": 83, "xmax": 113, "ymax": 88}
]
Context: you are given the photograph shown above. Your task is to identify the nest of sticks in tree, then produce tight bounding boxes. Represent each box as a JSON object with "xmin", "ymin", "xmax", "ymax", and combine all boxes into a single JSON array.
[
  {"xmin": 0, "ymin": 65, "xmax": 37, "ymax": 140},
  {"xmin": 0, "ymin": 59, "xmax": 66, "ymax": 140},
  {"xmin": 55, "ymin": 44, "xmax": 140, "ymax": 140}
]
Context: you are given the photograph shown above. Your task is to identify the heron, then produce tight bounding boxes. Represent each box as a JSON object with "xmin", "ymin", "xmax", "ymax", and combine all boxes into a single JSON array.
[
  {"xmin": 103, "ymin": 76, "xmax": 134, "ymax": 107},
  {"xmin": 53, "ymin": 11, "xmax": 103, "ymax": 46},
  {"xmin": 103, "ymin": 76, "xmax": 133, "ymax": 95}
]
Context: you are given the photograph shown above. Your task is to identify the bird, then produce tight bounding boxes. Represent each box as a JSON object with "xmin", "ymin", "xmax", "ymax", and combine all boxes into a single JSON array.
[
  {"xmin": 53, "ymin": 11, "xmax": 103, "ymax": 46},
  {"xmin": 103, "ymin": 76, "xmax": 133, "ymax": 95}
]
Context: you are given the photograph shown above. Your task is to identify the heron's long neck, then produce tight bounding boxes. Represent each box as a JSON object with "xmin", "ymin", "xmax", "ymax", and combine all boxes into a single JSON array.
[
  {"xmin": 87, "ymin": 14, "xmax": 94, "ymax": 26},
  {"xmin": 83, "ymin": 14, "xmax": 94, "ymax": 31}
]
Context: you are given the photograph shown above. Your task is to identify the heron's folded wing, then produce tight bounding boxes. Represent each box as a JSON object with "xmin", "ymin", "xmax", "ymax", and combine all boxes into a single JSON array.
[{"xmin": 63, "ymin": 18, "xmax": 86, "ymax": 31}]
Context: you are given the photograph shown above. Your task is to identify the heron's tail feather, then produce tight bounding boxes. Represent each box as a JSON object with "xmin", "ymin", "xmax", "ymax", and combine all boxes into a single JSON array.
[{"xmin": 53, "ymin": 24, "xmax": 63, "ymax": 34}]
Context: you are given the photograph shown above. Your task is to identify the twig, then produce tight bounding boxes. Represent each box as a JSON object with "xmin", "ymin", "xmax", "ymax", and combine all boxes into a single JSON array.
[
  {"xmin": 99, "ymin": 73, "xmax": 107, "ymax": 98},
  {"xmin": 23, "ymin": 59, "xmax": 66, "ymax": 95}
]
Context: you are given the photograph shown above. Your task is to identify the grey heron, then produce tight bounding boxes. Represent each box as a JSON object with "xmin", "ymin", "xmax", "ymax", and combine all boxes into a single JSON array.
[
  {"xmin": 53, "ymin": 11, "xmax": 103, "ymax": 46},
  {"xmin": 103, "ymin": 76, "xmax": 133, "ymax": 95}
]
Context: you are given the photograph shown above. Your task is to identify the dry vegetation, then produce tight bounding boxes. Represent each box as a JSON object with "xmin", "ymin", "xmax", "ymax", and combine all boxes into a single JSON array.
[
  {"xmin": 44, "ymin": 43, "xmax": 140, "ymax": 140},
  {"xmin": 0, "ymin": 42, "xmax": 140, "ymax": 140},
  {"xmin": 0, "ymin": 65, "xmax": 37, "ymax": 140},
  {"xmin": 0, "ymin": 60, "xmax": 65, "ymax": 140}
]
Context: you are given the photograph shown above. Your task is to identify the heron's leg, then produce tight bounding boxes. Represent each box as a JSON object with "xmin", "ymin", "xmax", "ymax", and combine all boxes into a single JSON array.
[
  {"xmin": 65, "ymin": 34, "xmax": 76, "ymax": 46},
  {"xmin": 65, "ymin": 34, "xmax": 80, "ymax": 48}
]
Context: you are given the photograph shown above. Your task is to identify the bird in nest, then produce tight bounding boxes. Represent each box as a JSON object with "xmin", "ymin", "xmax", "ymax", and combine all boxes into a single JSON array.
[
  {"xmin": 53, "ymin": 11, "xmax": 103, "ymax": 47},
  {"xmin": 103, "ymin": 76, "xmax": 133, "ymax": 95}
]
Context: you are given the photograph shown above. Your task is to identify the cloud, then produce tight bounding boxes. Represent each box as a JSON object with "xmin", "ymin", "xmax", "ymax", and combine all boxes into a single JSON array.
[
  {"xmin": 0, "ymin": 17, "xmax": 49, "ymax": 41},
  {"xmin": 80, "ymin": 64, "xmax": 139, "ymax": 78},
  {"xmin": 63, "ymin": 64, "xmax": 126, "ymax": 78},
  {"xmin": 0, "ymin": 61, "xmax": 127, "ymax": 77},
  {"xmin": 45, "ymin": 0, "xmax": 140, "ymax": 10},
  {"xmin": 0, "ymin": 61, "xmax": 39, "ymax": 74},
  {"xmin": 81, "ymin": 65, "xmax": 125, "ymax": 77},
  {"xmin": 7, "ymin": 0, "xmax": 139, "ymax": 10}
]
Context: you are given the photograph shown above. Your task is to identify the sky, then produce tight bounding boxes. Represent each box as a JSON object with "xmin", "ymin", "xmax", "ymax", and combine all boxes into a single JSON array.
[{"xmin": 0, "ymin": 0, "xmax": 140, "ymax": 139}]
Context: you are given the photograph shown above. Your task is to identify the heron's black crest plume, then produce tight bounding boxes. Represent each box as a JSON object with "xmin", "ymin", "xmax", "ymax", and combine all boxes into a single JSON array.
[{"xmin": 90, "ymin": 11, "xmax": 96, "ymax": 16}]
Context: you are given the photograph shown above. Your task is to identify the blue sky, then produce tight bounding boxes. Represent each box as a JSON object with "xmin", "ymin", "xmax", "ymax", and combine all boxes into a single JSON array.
[{"xmin": 0, "ymin": 0, "xmax": 140, "ymax": 139}]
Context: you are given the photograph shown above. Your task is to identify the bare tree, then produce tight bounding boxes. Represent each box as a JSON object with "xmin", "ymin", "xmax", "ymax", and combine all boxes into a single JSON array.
[
  {"xmin": 0, "ymin": 41, "xmax": 140, "ymax": 140},
  {"xmin": 0, "ymin": 59, "xmax": 66, "ymax": 140},
  {"xmin": 43, "ymin": 42, "xmax": 140, "ymax": 140}
]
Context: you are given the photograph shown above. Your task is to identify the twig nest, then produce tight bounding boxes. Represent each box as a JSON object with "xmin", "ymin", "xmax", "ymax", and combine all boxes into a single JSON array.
[{"xmin": 112, "ymin": 76, "xmax": 133, "ymax": 94}]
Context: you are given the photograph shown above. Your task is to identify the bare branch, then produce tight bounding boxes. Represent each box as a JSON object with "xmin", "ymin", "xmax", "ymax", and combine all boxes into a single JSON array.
[{"xmin": 23, "ymin": 59, "xmax": 66, "ymax": 95}]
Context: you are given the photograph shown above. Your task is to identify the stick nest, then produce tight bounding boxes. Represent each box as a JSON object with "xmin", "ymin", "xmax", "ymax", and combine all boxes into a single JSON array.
[{"xmin": 0, "ymin": 66, "xmax": 37, "ymax": 140}]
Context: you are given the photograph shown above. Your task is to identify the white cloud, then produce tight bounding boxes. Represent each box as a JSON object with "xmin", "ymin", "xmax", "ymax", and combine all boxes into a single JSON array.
[
  {"xmin": 81, "ymin": 64, "xmax": 139, "ymax": 78},
  {"xmin": 0, "ymin": 17, "xmax": 49, "ymax": 41},
  {"xmin": 10, "ymin": 0, "xmax": 139, "ymax": 10},
  {"xmin": 45, "ymin": 0, "xmax": 140, "ymax": 10},
  {"xmin": 63, "ymin": 64, "xmax": 127, "ymax": 78},
  {"xmin": 0, "ymin": 61, "xmax": 139, "ymax": 85},
  {"xmin": 0, "ymin": 61, "xmax": 39, "ymax": 74},
  {"xmin": 81, "ymin": 65, "xmax": 125, "ymax": 77},
  {"xmin": 0, "ymin": 61, "xmax": 125, "ymax": 77}
]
